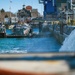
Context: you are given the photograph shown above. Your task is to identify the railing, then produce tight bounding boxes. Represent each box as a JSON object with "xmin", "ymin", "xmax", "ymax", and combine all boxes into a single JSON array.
[{"xmin": 49, "ymin": 24, "xmax": 75, "ymax": 36}]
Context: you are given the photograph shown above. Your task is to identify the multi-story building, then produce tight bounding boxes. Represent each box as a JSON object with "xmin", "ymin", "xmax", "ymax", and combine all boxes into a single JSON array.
[
  {"xmin": 0, "ymin": 10, "xmax": 16, "ymax": 23},
  {"xmin": 65, "ymin": 0, "xmax": 75, "ymax": 21},
  {"xmin": 56, "ymin": 0, "xmax": 67, "ymax": 10},
  {"xmin": 31, "ymin": 9, "xmax": 38, "ymax": 18},
  {"xmin": 17, "ymin": 5, "xmax": 31, "ymax": 22}
]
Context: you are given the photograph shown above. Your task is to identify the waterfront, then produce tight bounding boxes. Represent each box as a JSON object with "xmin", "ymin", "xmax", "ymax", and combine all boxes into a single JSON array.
[{"xmin": 0, "ymin": 28, "xmax": 61, "ymax": 53}]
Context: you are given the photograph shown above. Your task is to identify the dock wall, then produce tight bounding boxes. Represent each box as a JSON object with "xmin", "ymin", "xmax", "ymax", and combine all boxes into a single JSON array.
[{"xmin": 49, "ymin": 24, "xmax": 75, "ymax": 44}]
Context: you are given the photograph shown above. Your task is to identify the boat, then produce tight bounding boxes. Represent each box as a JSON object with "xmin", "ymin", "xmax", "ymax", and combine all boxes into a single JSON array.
[
  {"xmin": 12, "ymin": 23, "xmax": 32, "ymax": 37},
  {"xmin": 0, "ymin": 23, "xmax": 6, "ymax": 37}
]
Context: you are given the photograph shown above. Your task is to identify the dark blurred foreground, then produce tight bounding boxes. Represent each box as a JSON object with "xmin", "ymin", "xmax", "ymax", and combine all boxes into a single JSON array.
[{"xmin": 0, "ymin": 53, "xmax": 75, "ymax": 75}]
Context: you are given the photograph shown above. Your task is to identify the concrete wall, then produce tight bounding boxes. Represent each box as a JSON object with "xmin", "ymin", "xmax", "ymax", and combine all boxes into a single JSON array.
[{"xmin": 49, "ymin": 24, "xmax": 75, "ymax": 44}]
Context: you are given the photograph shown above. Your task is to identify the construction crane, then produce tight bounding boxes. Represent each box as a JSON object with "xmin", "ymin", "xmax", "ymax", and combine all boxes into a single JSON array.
[{"xmin": 39, "ymin": 0, "xmax": 57, "ymax": 19}]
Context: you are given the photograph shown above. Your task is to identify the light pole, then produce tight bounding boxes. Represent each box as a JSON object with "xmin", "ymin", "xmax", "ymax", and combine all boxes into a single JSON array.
[
  {"xmin": 71, "ymin": 0, "xmax": 73, "ymax": 10},
  {"xmin": 9, "ymin": 0, "xmax": 12, "ymax": 24},
  {"xmin": 53, "ymin": 0, "xmax": 54, "ymax": 6}
]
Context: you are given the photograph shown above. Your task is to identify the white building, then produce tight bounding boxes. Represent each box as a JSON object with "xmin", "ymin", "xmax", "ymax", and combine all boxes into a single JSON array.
[
  {"xmin": 65, "ymin": 0, "xmax": 75, "ymax": 21},
  {"xmin": 4, "ymin": 17, "xmax": 18, "ymax": 24}
]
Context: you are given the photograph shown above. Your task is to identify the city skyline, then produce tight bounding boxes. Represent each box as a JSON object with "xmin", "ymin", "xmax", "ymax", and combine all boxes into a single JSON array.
[{"xmin": 0, "ymin": 0, "xmax": 44, "ymax": 15}]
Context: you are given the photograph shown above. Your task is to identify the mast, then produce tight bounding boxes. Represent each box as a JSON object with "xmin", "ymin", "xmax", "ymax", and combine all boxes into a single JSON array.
[{"xmin": 9, "ymin": 0, "xmax": 12, "ymax": 24}]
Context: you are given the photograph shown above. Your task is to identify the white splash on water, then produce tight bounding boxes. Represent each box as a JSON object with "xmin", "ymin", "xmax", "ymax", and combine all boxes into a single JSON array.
[
  {"xmin": 1, "ymin": 50, "xmax": 27, "ymax": 53},
  {"xmin": 13, "ymin": 47, "xmax": 20, "ymax": 50},
  {"xmin": 59, "ymin": 29, "xmax": 75, "ymax": 52}
]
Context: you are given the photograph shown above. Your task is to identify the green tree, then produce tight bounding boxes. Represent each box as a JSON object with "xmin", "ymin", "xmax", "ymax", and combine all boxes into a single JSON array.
[{"xmin": 1, "ymin": 8, "xmax": 5, "ymax": 13}]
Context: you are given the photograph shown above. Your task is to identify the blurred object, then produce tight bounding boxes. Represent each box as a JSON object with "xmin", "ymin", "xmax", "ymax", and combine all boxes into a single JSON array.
[
  {"xmin": 0, "ymin": 60, "xmax": 69, "ymax": 75},
  {"xmin": 26, "ymin": 6, "xmax": 32, "ymax": 11}
]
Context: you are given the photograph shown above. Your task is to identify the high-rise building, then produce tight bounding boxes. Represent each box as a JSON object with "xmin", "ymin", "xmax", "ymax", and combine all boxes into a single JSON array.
[{"xmin": 56, "ymin": 0, "xmax": 67, "ymax": 10}]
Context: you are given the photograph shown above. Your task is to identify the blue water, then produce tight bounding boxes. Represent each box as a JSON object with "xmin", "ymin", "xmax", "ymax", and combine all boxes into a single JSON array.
[
  {"xmin": 6, "ymin": 29, "xmax": 13, "ymax": 35},
  {"xmin": 0, "ymin": 28, "xmax": 61, "ymax": 53}
]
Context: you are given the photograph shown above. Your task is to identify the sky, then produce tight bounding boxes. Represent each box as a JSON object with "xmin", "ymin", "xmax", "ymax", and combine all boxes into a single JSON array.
[{"xmin": 0, "ymin": 0, "xmax": 44, "ymax": 15}]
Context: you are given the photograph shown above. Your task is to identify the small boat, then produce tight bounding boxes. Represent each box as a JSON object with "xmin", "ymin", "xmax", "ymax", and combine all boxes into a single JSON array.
[
  {"xmin": 0, "ymin": 23, "xmax": 6, "ymax": 37},
  {"xmin": 12, "ymin": 23, "xmax": 32, "ymax": 37}
]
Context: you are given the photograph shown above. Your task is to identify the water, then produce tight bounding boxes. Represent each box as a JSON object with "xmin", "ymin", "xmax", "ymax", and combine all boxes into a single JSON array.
[
  {"xmin": 6, "ymin": 29, "xmax": 13, "ymax": 35},
  {"xmin": 59, "ymin": 29, "xmax": 75, "ymax": 52},
  {"xmin": 0, "ymin": 28, "xmax": 61, "ymax": 53}
]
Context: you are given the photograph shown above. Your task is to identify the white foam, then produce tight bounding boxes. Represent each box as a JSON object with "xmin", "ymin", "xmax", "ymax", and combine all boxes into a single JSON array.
[
  {"xmin": 13, "ymin": 47, "xmax": 19, "ymax": 50},
  {"xmin": 1, "ymin": 50, "xmax": 27, "ymax": 53},
  {"xmin": 59, "ymin": 29, "xmax": 75, "ymax": 52}
]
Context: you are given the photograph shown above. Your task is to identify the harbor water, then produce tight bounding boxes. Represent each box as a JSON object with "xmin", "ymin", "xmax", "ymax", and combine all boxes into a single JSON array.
[{"xmin": 0, "ymin": 28, "xmax": 61, "ymax": 53}]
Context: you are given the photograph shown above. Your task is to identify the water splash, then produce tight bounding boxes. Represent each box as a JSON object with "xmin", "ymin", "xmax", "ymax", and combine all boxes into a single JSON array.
[
  {"xmin": 13, "ymin": 47, "xmax": 20, "ymax": 50},
  {"xmin": 59, "ymin": 29, "xmax": 75, "ymax": 52},
  {"xmin": 1, "ymin": 50, "xmax": 27, "ymax": 53}
]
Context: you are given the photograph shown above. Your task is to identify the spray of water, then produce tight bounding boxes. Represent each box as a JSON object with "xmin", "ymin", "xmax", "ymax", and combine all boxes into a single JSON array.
[{"xmin": 59, "ymin": 29, "xmax": 75, "ymax": 52}]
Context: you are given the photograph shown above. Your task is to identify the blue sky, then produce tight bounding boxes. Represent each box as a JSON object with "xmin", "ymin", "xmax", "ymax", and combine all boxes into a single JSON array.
[{"xmin": 0, "ymin": 0, "xmax": 43, "ymax": 15}]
